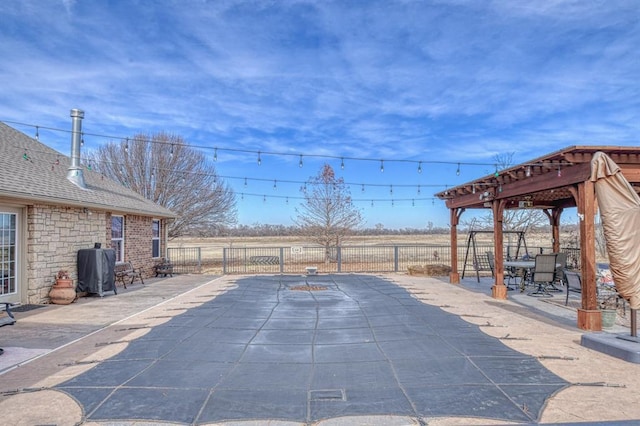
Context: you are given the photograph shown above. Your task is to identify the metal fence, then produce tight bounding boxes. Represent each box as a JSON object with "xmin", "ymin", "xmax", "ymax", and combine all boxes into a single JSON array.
[
  {"xmin": 167, "ymin": 247, "xmax": 202, "ymax": 274},
  {"xmin": 219, "ymin": 244, "xmax": 580, "ymax": 275}
]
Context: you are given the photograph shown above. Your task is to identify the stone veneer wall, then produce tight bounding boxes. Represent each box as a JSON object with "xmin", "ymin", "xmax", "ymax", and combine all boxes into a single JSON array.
[
  {"xmin": 26, "ymin": 204, "xmax": 108, "ymax": 304},
  {"xmin": 27, "ymin": 206, "xmax": 167, "ymax": 304}
]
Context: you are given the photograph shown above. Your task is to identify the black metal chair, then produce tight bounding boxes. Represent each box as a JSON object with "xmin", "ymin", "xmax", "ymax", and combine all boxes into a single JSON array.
[
  {"xmin": 528, "ymin": 254, "xmax": 557, "ymax": 297},
  {"xmin": 563, "ymin": 269, "xmax": 582, "ymax": 305}
]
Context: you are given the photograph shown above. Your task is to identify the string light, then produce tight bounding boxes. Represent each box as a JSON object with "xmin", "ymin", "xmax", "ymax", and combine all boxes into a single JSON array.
[
  {"xmin": 417, "ymin": 185, "xmax": 421, "ymax": 195},
  {"xmin": 263, "ymin": 195, "xmax": 266, "ymax": 202},
  {"xmin": 244, "ymin": 177, "xmax": 248, "ymax": 187},
  {"xmin": 273, "ymin": 180, "xmax": 277, "ymax": 190},
  {"xmin": 170, "ymin": 144, "xmax": 174, "ymax": 157},
  {"xmin": 412, "ymin": 199, "xmax": 415, "ymax": 207},
  {"xmin": 3, "ymin": 118, "xmax": 519, "ymax": 172},
  {"xmin": 456, "ymin": 163, "xmax": 460, "ymax": 176},
  {"xmin": 214, "ymin": 148, "xmax": 218, "ymax": 161},
  {"xmin": 35, "ymin": 126, "xmax": 39, "ymax": 140},
  {"xmin": 257, "ymin": 151, "xmax": 262, "ymax": 166},
  {"xmin": 417, "ymin": 161, "xmax": 422, "ymax": 174},
  {"xmin": 341, "ymin": 157, "xmax": 345, "ymax": 169},
  {"xmin": 81, "ymin": 133, "xmax": 84, "ymax": 146},
  {"xmin": 526, "ymin": 166, "xmax": 531, "ymax": 177},
  {"xmin": 494, "ymin": 165, "xmax": 499, "ymax": 177},
  {"xmin": 390, "ymin": 185, "xmax": 393, "ymax": 195},
  {"xmin": 380, "ymin": 160, "xmax": 384, "ymax": 173},
  {"xmin": 391, "ymin": 199, "xmax": 395, "ymax": 207},
  {"xmin": 371, "ymin": 200, "xmax": 374, "ymax": 207},
  {"xmin": 472, "ymin": 183, "xmax": 476, "ymax": 194},
  {"xmin": 361, "ymin": 184, "xmax": 365, "ymax": 192},
  {"xmin": 299, "ymin": 155, "xmax": 303, "ymax": 168},
  {"xmin": 124, "ymin": 138, "xmax": 129, "ymax": 153}
]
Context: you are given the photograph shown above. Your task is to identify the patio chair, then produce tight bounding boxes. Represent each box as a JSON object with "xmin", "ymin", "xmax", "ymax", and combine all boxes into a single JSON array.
[
  {"xmin": 549, "ymin": 252, "xmax": 567, "ymax": 292},
  {"xmin": 505, "ymin": 265, "xmax": 526, "ymax": 291},
  {"xmin": 486, "ymin": 252, "xmax": 495, "ymax": 278},
  {"xmin": 528, "ymin": 253, "xmax": 557, "ymax": 297},
  {"xmin": 563, "ymin": 269, "xmax": 582, "ymax": 305}
]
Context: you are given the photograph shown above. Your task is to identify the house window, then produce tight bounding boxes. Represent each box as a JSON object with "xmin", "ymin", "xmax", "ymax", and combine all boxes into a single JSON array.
[
  {"xmin": 0, "ymin": 213, "xmax": 17, "ymax": 297},
  {"xmin": 152, "ymin": 219, "xmax": 160, "ymax": 258},
  {"xmin": 111, "ymin": 215, "xmax": 124, "ymax": 262}
]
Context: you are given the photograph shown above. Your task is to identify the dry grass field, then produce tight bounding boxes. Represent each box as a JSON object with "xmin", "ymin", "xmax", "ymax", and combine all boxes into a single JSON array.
[{"xmin": 168, "ymin": 232, "xmax": 575, "ymax": 274}]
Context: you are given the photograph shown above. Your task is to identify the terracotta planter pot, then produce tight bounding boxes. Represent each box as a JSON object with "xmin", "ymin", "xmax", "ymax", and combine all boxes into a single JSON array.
[{"xmin": 49, "ymin": 278, "xmax": 76, "ymax": 305}]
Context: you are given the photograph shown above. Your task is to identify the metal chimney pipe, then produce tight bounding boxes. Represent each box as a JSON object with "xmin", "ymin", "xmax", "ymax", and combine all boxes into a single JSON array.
[{"xmin": 67, "ymin": 108, "xmax": 87, "ymax": 189}]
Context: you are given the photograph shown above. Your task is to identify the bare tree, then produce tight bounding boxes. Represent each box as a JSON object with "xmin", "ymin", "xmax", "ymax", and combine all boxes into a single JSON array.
[
  {"xmin": 89, "ymin": 132, "xmax": 236, "ymax": 238},
  {"xmin": 464, "ymin": 152, "xmax": 546, "ymax": 231},
  {"xmin": 294, "ymin": 164, "xmax": 364, "ymax": 262}
]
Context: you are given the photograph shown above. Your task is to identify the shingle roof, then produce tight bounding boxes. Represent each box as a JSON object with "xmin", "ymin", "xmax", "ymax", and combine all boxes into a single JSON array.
[{"xmin": 0, "ymin": 122, "xmax": 175, "ymax": 218}]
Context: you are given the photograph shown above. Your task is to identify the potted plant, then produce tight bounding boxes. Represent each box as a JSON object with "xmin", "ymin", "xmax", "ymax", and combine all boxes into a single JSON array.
[
  {"xmin": 49, "ymin": 269, "xmax": 76, "ymax": 305},
  {"xmin": 598, "ymin": 291, "xmax": 618, "ymax": 328}
]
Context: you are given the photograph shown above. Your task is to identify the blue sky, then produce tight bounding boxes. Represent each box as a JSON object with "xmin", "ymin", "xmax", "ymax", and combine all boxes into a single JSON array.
[{"xmin": 1, "ymin": 0, "xmax": 638, "ymax": 229}]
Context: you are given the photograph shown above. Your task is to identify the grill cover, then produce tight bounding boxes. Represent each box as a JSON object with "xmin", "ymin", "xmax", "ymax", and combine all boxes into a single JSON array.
[{"xmin": 77, "ymin": 248, "xmax": 117, "ymax": 296}]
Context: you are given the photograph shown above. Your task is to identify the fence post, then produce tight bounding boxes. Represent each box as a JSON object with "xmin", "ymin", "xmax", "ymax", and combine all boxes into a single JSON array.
[
  {"xmin": 394, "ymin": 246, "xmax": 399, "ymax": 272},
  {"xmin": 223, "ymin": 248, "xmax": 227, "ymax": 274},
  {"xmin": 337, "ymin": 246, "xmax": 342, "ymax": 273},
  {"xmin": 280, "ymin": 247, "xmax": 284, "ymax": 273},
  {"xmin": 197, "ymin": 247, "xmax": 202, "ymax": 273}
]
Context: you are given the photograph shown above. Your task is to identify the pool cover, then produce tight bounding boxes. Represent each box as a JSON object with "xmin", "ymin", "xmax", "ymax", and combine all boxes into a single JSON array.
[{"xmin": 56, "ymin": 274, "xmax": 567, "ymax": 424}]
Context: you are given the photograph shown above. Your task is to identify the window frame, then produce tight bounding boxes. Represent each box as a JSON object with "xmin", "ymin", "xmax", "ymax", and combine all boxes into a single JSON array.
[
  {"xmin": 152, "ymin": 219, "xmax": 161, "ymax": 258},
  {"xmin": 111, "ymin": 215, "xmax": 125, "ymax": 262}
]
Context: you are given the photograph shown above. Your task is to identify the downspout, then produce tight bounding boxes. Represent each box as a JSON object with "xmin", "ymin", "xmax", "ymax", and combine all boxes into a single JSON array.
[{"xmin": 67, "ymin": 108, "xmax": 87, "ymax": 189}]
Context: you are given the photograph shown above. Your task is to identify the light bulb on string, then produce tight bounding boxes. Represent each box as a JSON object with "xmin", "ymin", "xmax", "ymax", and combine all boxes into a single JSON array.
[
  {"xmin": 526, "ymin": 166, "xmax": 531, "ymax": 177},
  {"xmin": 257, "ymin": 151, "xmax": 262, "ymax": 166},
  {"xmin": 417, "ymin": 185, "xmax": 421, "ymax": 195},
  {"xmin": 371, "ymin": 200, "xmax": 374, "ymax": 207},
  {"xmin": 244, "ymin": 177, "xmax": 248, "ymax": 187},
  {"xmin": 390, "ymin": 185, "xmax": 393, "ymax": 195},
  {"xmin": 35, "ymin": 126, "xmax": 39, "ymax": 140},
  {"xmin": 273, "ymin": 180, "xmax": 277, "ymax": 190},
  {"xmin": 125, "ymin": 138, "xmax": 129, "ymax": 153},
  {"xmin": 170, "ymin": 144, "xmax": 174, "ymax": 157},
  {"xmin": 214, "ymin": 148, "xmax": 218, "ymax": 161},
  {"xmin": 263, "ymin": 195, "xmax": 266, "ymax": 203},
  {"xmin": 456, "ymin": 163, "xmax": 460, "ymax": 176},
  {"xmin": 299, "ymin": 155, "xmax": 303, "ymax": 168},
  {"xmin": 361, "ymin": 184, "xmax": 365, "ymax": 192},
  {"xmin": 472, "ymin": 184, "xmax": 476, "ymax": 194},
  {"xmin": 494, "ymin": 165, "xmax": 499, "ymax": 177},
  {"xmin": 380, "ymin": 160, "xmax": 384, "ymax": 173},
  {"xmin": 412, "ymin": 199, "xmax": 415, "ymax": 207},
  {"xmin": 81, "ymin": 133, "xmax": 84, "ymax": 146},
  {"xmin": 557, "ymin": 165, "xmax": 562, "ymax": 177},
  {"xmin": 391, "ymin": 199, "xmax": 395, "ymax": 207},
  {"xmin": 417, "ymin": 162, "xmax": 422, "ymax": 174},
  {"xmin": 340, "ymin": 157, "xmax": 345, "ymax": 169},
  {"xmin": 286, "ymin": 197, "xmax": 289, "ymax": 204}
]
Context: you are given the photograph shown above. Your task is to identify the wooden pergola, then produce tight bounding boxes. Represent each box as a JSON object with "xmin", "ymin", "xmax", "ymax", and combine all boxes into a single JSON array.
[{"xmin": 435, "ymin": 146, "xmax": 640, "ymax": 331}]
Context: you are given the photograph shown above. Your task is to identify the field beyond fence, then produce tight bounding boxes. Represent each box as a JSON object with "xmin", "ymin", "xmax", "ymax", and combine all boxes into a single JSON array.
[{"xmin": 167, "ymin": 234, "xmax": 580, "ymax": 275}]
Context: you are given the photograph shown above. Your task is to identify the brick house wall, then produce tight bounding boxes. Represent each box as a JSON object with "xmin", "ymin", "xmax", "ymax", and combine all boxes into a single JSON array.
[{"xmin": 26, "ymin": 205, "xmax": 167, "ymax": 304}]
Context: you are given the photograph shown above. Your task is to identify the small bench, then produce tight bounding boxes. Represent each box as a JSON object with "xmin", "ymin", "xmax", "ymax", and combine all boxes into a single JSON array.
[
  {"xmin": 1, "ymin": 303, "xmax": 16, "ymax": 356},
  {"xmin": 153, "ymin": 258, "xmax": 174, "ymax": 277},
  {"xmin": 249, "ymin": 256, "xmax": 280, "ymax": 265},
  {"xmin": 114, "ymin": 261, "xmax": 144, "ymax": 289}
]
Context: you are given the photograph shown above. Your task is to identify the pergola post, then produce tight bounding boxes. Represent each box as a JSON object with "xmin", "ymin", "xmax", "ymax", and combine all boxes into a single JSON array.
[
  {"xmin": 576, "ymin": 179, "xmax": 601, "ymax": 331},
  {"xmin": 491, "ymin": 200, "xmax": 507, "ymax": 299},
  {"xmin": 543, "ymin": 207, "xmax": 564, "ymax": 253},
  {"xmin": 449, "ymin": 207, "xmax": 464, "ymax": 284}
]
